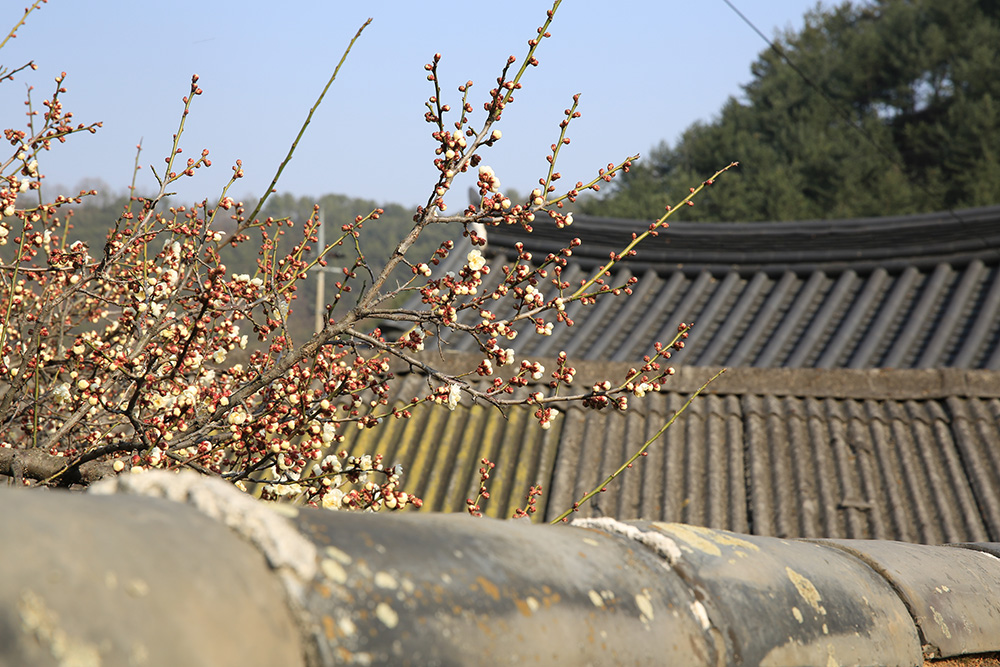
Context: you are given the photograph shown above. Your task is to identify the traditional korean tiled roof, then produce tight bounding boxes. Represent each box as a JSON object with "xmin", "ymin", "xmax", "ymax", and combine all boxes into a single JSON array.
[
  {"xmin": 419, "ymin": 204, "xmax": 1000, "ymax": 369},
  {"xmin": 364, "ymin": 206, "xmax": 1000, "ymax": 542}
]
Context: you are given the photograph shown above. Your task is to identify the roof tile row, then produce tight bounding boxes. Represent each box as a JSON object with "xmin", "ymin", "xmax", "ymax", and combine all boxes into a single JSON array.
[
  {"xmin": 341, "ymin": 362, "xmax": 1000, "ymax": 545},
  {"xmin": 405, "ymin": 205, "xmax": 1000, "ymax": 368}
]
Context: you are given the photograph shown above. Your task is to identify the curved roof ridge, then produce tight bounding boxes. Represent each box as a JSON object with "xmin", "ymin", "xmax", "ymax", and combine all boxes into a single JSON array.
[{"xmin": 487, "ymin": 204, "xmax": 1000, "ymax": 272}]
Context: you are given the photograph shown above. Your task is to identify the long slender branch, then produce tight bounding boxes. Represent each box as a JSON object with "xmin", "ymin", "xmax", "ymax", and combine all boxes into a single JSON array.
[
  {"xmin": 549, "ymin": 367, "xmax": 727, "ymax": 523},
  {"xmin": 0, "ymin": 1, "xmax": 45, "ymax": 53},
  {"xmin": 571, "ymin": 162, "xmax": 737, "ymax": 299},
  {"xmin": 244, "ymin": 19, "xmax": 372, "ymax": 226}
]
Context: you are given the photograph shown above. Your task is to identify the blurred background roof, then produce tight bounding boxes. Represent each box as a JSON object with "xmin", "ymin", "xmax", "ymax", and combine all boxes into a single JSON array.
[{"xmin": 419, "ymin": 205, "xmax": 1000, "ymax": 369}]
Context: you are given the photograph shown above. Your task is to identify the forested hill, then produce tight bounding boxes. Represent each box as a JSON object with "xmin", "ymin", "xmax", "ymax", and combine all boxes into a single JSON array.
[
  {"xmin": 583, "ymin": 0, "xmax": 1000, "ymax": 222},
  {"xmin": 56, "ymin": 188, "xmax": 448, "ymax": 279}
]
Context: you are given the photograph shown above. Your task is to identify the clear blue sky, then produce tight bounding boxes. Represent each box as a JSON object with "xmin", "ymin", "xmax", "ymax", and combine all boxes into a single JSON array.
[{"xmin": 3, "ymin": 0, "xmax": 823, "ymax": 208}]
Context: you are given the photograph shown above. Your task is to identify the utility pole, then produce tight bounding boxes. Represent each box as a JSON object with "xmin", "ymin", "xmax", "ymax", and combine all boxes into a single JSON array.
[{"xmin": 310, "ymin": 209, "xmax": 340, "ymax": 335}]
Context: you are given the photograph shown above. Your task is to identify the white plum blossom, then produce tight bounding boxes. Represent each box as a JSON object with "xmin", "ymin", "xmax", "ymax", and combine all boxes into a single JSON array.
[
  {"xmin": 149, "ymin": 392, "xmax": 172, "ymax": 411},
  {"xmin": 52, "ymin": 382, "xmax": 72, "ymax": 404},
  {"xmin": 228, "ymin": 407, "xmax": 248, "ymax": 425},
  {"xmin": 178, "ymin": 385, "xmax": 198, "ymax": 407},
  {"xmin": 467, "ymin": 249, "xmax": 486, "ymax": 272},
  {"xmin": 447, "ymin": 384, "xmax": 462, "ymax": 410},
  {"xmin": 322, "ymin": 488, "xmax": 346, "ymax": 510},
  {"xmin": 148, "ymin": 446, "xmax": 163, "ymax": 466},
  {"xmin": 633, "ymin": 382, "xmax": 653, "ymax": 398},
  {"xmin": 266, "ymin": 482, "xmax": 303, "ymax": 498}
]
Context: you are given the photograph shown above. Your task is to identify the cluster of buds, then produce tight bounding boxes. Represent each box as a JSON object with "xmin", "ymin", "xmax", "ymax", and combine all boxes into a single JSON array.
[
  {"xmin": 520, "ymin": 359, "xmax": 545, "ymax": 381},
  {"xmin": 466, "ymin": 458, "xmax": 496, "ymax": 517},
  {"xmin": 261, "ymin": 451, "xmax": 425, "ymax": 511},
  {"xmin": 486, "ymin": 341, "xmax": 516, "ymax": 368},
  {"xmin": 548, "ymin": 351, "xmax": 577, "ymax": 388},
  {"xmin": 398, "ymin": 326, "xmax": 427, "ymax": 352},
  {"xmin": 477, "ymin": 165, "xmax": 502, "ymax": 195},
  {"xmin": 430, "ymin": 383, "xmax": 464, "ymax": 411},
  {"xmin": 533, "ymin": 405, "xmax": 559, "ymax": 430},
  {"xmin": 512, "ymin": 484, "xmax": 543, "ymax": 519}
]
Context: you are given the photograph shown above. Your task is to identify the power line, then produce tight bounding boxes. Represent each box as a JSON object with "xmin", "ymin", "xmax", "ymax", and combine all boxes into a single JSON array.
[
  {"xmin": 719, "ymin": 0, "xmax": 986, "ymax": 235},
  {"xmin": 721, "ymin": 0, "xmax": 901, "ymax": 172}
]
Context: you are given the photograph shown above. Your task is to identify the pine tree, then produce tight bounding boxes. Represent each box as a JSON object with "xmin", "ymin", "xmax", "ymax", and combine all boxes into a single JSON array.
[{"xmin": 585, "ymin": 0, "xmax": 1000, "ymax": 221}]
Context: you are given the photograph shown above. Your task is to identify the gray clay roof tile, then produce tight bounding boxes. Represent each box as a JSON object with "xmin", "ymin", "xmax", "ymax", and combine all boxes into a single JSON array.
[{"xmin": 365, "ymin": 206, "xmax": 1000, "ymax": 547}]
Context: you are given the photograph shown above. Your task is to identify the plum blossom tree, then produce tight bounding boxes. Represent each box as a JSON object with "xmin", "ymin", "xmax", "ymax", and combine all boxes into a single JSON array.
[{"xmin": 0, "ymin": 0, "xmax": 729, "ymax": 518}]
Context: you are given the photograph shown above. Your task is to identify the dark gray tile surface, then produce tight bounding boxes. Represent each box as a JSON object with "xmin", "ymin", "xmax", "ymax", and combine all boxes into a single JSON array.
[
  {"xmin": 810, "ymin": 539, "xmax": 1000, "ymax": 659},
  {"xmin": 411, "ymin": 205, "xmax": 1000, "ymax": 368}
]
